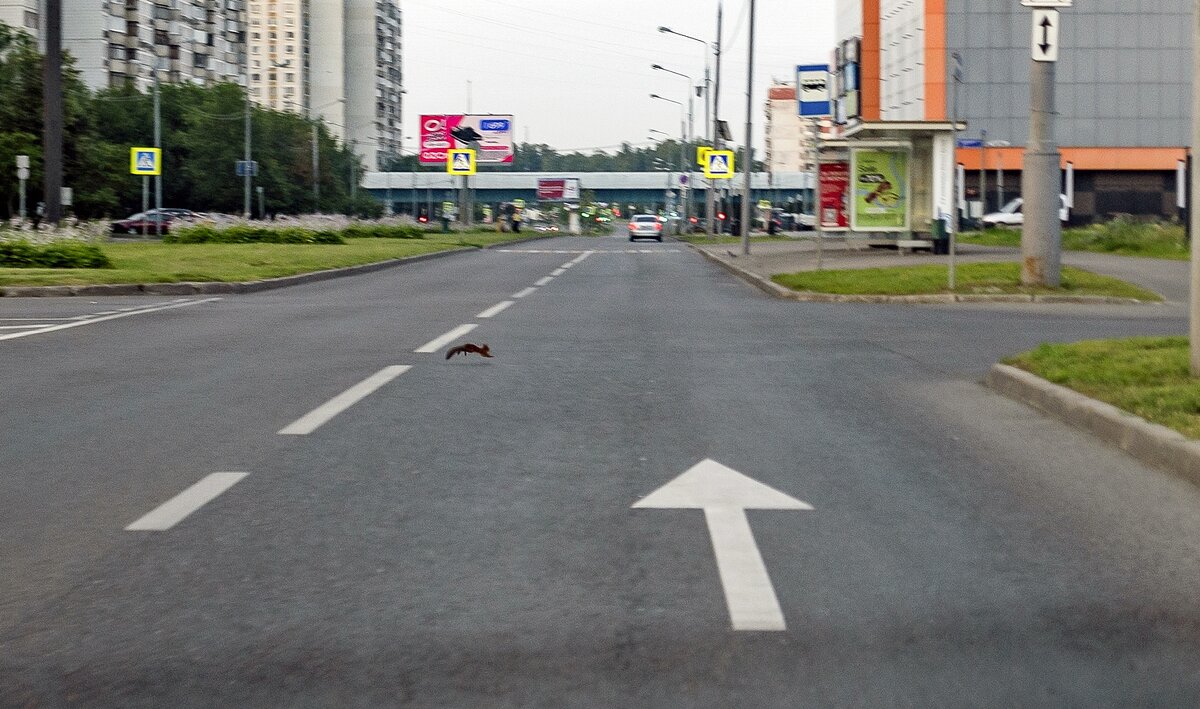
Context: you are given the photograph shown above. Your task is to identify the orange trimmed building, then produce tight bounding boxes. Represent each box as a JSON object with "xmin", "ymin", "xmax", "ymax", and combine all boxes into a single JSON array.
[{"xmin": 833, "ymin": 0, "xmax": 1191, "ymax": 220}]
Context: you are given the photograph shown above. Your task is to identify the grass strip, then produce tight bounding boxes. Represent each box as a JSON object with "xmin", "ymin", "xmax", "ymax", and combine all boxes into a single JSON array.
[
  {"xmin": 1005, "ymin": 337, "xmax": 1200, "ymax": 439},
  {"xmin": 959, "ymin": 221, "xmax": 1188, "ymax": 260},
  {"xmin": 770, "ymin": 262, "xmax": 1160, "ymax": 300},
  {"xmin": 0, "ymin": 233, "xmax": 539, "ymax": 287}
]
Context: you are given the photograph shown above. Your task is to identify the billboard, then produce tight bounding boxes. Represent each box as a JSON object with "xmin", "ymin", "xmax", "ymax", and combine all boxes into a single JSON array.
[
  {"xmin": 536, "ymin": 178, "xmax": 580, "ymax": 201},
  {"xmin": 796, "ymin": 64, "xmax": 831, "ymax": 117},
  {"xmin": 850, "ymin": 149, "xmax": 910, "ymax": 231},
  {"xmin": 818, "ymin": 161, "xmax": 850, "ymax": 230},
  {"xmin": 420, "ymin": 114, "xmax": 514, "ymax": 165}
]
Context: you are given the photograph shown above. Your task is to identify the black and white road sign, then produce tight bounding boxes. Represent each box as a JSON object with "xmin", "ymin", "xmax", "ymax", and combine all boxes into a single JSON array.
[{"xmin": 1032, "ymin": 9, "xmax": 1059, "ymax": 63}]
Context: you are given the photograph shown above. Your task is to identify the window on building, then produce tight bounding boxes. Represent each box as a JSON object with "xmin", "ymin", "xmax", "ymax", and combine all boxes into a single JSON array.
[
  {"xmin": 23, "ymin": 10, "xmax": 37, "ymax": 29},
  {"xmin": 155, "ymin": 29, "xmax": 169, "ymax": 44}
]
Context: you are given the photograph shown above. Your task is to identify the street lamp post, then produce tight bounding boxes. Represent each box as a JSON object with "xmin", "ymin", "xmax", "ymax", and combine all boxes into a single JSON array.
[
  {"xmin": 659, "ymin": 19, "xmax": 718, "ymax": 237},
  {"xmin": 652, "ymin": 64, "xmax": 695, "ymax": 142},
  {"xmin": 651, "ymin": 94, "xmax": 689, "ymax": 234},
  {"xmin": 739, "ymin": 0, "xmax": 756, "ymax": 256}
]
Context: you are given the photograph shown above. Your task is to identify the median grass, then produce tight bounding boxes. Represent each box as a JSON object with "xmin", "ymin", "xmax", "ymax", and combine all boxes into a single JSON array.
[
  {"xmin": 960, "ymin": 220, "xmax": 1188, "ymax": 260},
  {"xmin": 0, "ymin": 232, "xmax": 537, "ymax": 287},
  {"xmin": 770, "ymin": 262, "xmax": 1160, "ymax": 300},
  {"xmin": 1006, "ymin": 337, "xmax": 1200, "ymax": 439}
]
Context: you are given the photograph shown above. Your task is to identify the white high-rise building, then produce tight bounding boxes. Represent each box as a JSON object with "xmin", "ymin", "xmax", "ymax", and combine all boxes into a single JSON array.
[
  {"xmin": 39, "ymin": 0, "xmax": 248, "ymax": 92},
  {"xmin": 255, "ymin": 0, "xmax": 403, "ymax": 170},
  {"xmin": 764, "ymin": 84, "xmax": 817, "ymax": 174},
  {"xmin": 0, "ymin": 0, "xmax": 40, "ymax": 38}
]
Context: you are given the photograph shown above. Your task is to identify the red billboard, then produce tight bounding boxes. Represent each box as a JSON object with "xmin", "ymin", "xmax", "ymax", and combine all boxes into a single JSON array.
[
  {"xmin": 819, "ymin": 161, "xmax": 850, "ymax": 229},
  {"xmin": 419, "ymin": 114, "xmax": 514, "ymax": 165},
  {"xmin": 536, "ymin": 178, "xmax": 580, "ymax": 201}
]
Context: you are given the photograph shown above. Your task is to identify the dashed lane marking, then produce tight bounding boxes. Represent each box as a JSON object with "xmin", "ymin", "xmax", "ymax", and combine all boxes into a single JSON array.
[
  {"xmin": 512, "ymin": 287, "xmax": 538, "ymax": 299},
  {"xmin": 126, "ymin": 472, "xmax": 249, "ymax": 531},
  {"xmin": 414, "ymin": 323, "xmax": 478, "ymax": 354},
  {"xmin": 534, "ymin": 276, "xmax": 554, "ymax": 287},
  {"xmin": 279, "ymin": 365, "xmax": 412, "ymax": 435},
  {"xmin": 476, "ymin": 300, "xmax": 514, "ymax": 319}
]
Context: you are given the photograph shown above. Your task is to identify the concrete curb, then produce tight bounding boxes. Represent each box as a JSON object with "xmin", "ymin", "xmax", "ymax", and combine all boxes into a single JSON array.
[
  {"xmin": 689, "ymin": 244, "xmax": 1154, "ymax": 305},
  {"xmin": 0, "ymin": 233, "xmax": 556, "ymax": 298},
  {"xmin": 985, "ymin": 363, "xmax": 1200, "ymax": 486}
]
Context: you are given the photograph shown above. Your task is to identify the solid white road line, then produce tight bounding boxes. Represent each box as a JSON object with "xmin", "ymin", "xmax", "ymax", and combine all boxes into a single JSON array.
[
  {"xmin": 126, "ymin": 472, "xmax": 248, "ymax": 531},
  {"xmin": 551, "ymin": 268, "xmax": 567, "ymax": 276},
  {"xmin": 279, "ymin": 365, "xmax": 412, "ymax": 435},
  {"xmin": 414, "ymin": 323, "xmax": 478, "ymax": 354},
  {"xmin": 512, "ymin": 287, "xmax": 538, "ymax": 299},
  {"xmin": 476, "ymin": 300, "xmax": 514, "ymax": 319},
  {"xmin": 0, "ymin": 325, "xmax": 56, "ymax": 330},
  {"xmin": 535, "ymin": 276, "xmax": 554, "ymax": 286},
  {"xmin": 0, "ymin": 298, "xmax": 220, "ymax": 342},
  {"xmin": 569, "ymin": 250, "xmax": 595, "ymax": 265}
]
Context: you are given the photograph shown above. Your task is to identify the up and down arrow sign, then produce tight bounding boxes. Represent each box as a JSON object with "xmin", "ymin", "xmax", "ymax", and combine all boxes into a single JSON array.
[{"xmin": 1032, "ymin": 9, "xmax": 1060, "ymax": 63}]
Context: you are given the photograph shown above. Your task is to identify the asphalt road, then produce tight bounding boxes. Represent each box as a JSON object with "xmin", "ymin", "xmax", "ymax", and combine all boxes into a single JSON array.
[{"xmin": 2, "ymin": 234, "xmax": 1200, "ymax": 707}]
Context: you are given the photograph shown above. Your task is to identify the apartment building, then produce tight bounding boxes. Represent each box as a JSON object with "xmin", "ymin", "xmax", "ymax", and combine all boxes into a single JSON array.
[
  {"xmin": 254, "ymin": 0, "xmax": 402, "ymax": 170},
  {"xmin": 55, "ymin": 0, "xmax": 245, "ymax": 92},
  {"xmin": 0, "ymin": 0, "xmax": 40, "ymax": 38},
  {"xmin": 764, "ymin": 84, "xmax": 819, "ymax": 173},
  {"xmin": 833, "ymin": 0, "xmax": 1192, "ymax": 219}
]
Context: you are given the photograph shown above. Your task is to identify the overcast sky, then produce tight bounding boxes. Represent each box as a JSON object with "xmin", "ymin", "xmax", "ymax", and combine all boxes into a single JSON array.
[{"xmin": 400, "ymin": 0, "xmax": 835, "ymax": 156}]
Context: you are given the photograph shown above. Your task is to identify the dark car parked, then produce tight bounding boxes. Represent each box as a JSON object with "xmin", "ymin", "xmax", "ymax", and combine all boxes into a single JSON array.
[{"xmin": 111, "ymin": 211, "xmax": 173, "ymax": 235}]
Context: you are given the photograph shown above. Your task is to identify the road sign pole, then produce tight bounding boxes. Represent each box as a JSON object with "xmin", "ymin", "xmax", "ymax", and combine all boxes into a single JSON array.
[
  {"xmin": 142, "ymin": 177, "xmax": 148, "ymax": 235},
  {"xmin": 153, "ymin": 69, "xmax": 162, "ymax": 238},
  {"xmin": 18, "ymin": 176, "xmax": 25, "ymax": 221},
  {"xmin": 1021, "ymin": 8, "xmax": 1063, "ymax": 287},
  {"xmin": 707, "ymin": 3, "xmax": 723, "ymax": 239}
]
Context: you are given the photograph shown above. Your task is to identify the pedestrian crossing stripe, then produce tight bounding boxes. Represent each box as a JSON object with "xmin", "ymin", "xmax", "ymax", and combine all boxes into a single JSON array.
[
  {"xmin": 704, "ymin": 150, "xmax": 735, "ymax": 179},
  {"xmin": 447, "ymin": 149, "xmax": 476, "ymax": 175}
]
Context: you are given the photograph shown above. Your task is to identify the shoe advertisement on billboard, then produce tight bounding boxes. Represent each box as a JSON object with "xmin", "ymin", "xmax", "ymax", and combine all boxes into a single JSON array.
[{"xmin": 420, "ymin": 114, "xmax": 514, "ymax": 165}]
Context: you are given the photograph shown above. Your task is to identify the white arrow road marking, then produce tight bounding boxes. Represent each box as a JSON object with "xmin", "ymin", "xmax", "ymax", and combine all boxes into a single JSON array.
[
  {"xmin": 126, "ymin": 472, "xmax": 248, "ymax": 531},
  {"xmin": 633, "ymin": 459, "xmax": 812, "ymax": 632},
  {"xmin": 476, "ymin": 300, "xmax": 514, "ymax": 319},
  {"xmin": 279, "ymin": 365, "xmax": 411, "ymax": 435},
  {"xmin": 414, "ymin": 323, "xmax": 478, "ymax": 353},
  {"xmin": 0, "ymin": 298, "xmax": 221, "ymax": 342}
]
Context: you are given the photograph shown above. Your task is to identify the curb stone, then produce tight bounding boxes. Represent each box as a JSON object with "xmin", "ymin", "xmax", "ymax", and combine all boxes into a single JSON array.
[
  {"xmin": 688, "ymin": 243, "xmax": 1155, "ymax": 306},
  {"xmin": 984, "ymin": 363, "xmax": 1200, "ymax": 487},
  {"xmin": 0, "ymin": 233, "xmax": 556, "ymax": 297}
]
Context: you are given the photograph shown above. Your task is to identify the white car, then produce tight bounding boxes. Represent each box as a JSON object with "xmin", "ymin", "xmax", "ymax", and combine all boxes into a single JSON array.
[
  {"xmin": 982, "ymin": 196, "xmax": 1070, "ymax": 227},
  {"xmin": 627, "ymin": 214, "xmax": 663, "ymax": 242}
]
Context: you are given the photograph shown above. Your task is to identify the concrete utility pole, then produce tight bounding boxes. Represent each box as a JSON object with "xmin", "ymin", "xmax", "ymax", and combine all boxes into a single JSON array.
[
  {"xmin": 1191, "ymin": 0, "xmax": 1200, "ymax": 375},
  {"xmin": 43, "ymin": 0, "xmax": 63, "ymax": 225},
  {"xmin": 1021, "ymin": 6, "xmax": 1064, "ymax": 287},
  {"xmin": 739, "ymin": 0, "xmax": 756, "ymax": 256}
]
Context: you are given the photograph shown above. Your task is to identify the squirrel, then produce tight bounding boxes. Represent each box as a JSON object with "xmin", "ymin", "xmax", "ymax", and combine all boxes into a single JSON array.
[{"xmin": 445, "ymin": 343, "xmax": 493, "ymax": 359}]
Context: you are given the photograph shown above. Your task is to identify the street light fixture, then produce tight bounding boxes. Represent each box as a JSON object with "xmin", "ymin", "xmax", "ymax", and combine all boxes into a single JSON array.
[
  {"xmin": 652, "ymin": 64, "xmax": 696, "ymax": 142},
  {"xmin": 650, "ymin": 95, "xmax": 689, "ymax": 233},
  {"xmin": 660, "ymin": 16, "xmax": 721, "ymax": 239}
]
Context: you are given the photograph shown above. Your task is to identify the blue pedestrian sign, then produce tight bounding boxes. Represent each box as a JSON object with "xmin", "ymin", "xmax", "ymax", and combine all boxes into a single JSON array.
[
  {"xmin": 130, "ymin": 147, "xmax": 161, "ymax": 176},
  {"xmin": 704, "ymin": 150, "xmax": 735, "ymax": 179},
  {"xmin": 447, "ymin": 149, "xmax": 476, "ymax": 175},
  {"xmin": 235, "ymin": 160, "xmax": 259, "ymax": 177}
]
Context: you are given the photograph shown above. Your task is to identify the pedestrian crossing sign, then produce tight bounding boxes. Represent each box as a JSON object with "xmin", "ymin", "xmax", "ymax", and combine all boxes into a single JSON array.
[
  {"xmin": 447, "ymin": 149, "xmax": 476, "ymax": 175},
  {"xmin": 704, "ymin": 150, "xmax": 735, "ymax": 179},
  {"xmin": 130, "ymin": 147, "xmax": 161, "ymax": 176}
]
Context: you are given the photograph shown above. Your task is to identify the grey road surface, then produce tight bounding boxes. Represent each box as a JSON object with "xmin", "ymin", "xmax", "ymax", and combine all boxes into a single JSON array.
[{"xmin": 2, "ymin": 235, "xmax": 1199, "ymax": 707}]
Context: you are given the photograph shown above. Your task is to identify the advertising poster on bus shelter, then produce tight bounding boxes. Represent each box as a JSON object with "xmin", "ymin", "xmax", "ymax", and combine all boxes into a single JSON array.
[
  {"xmin": 850, "ymin": 149, "xmax": 910, "ymax": 231},
  {"xmin": 818, "ymin": 161, "xmax": 850, "ymax": 230}
]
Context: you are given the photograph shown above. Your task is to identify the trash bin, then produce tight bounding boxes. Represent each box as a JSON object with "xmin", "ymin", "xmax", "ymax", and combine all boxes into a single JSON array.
[{"xmin": 931, "ymin": 218, "xmax": 949, "ymax": 255}]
